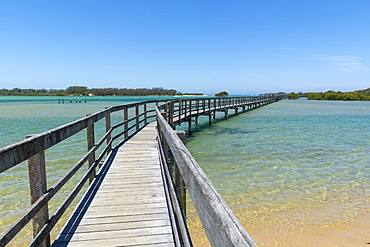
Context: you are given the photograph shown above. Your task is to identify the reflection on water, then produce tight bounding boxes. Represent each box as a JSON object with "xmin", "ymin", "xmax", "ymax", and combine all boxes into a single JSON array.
[{"xmin": 186, "ymin": 100, "xmax": 370, "ymax": 246}]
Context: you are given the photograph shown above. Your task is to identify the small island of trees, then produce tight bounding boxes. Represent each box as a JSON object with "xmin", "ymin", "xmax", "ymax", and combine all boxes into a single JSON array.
[
  {"xmin": 288, "ymin": 88, "xmax": 370, "ymax": 101},
  {"xmin": 215, "ymin": 91, "xmax": 229, "ymax": 97}
]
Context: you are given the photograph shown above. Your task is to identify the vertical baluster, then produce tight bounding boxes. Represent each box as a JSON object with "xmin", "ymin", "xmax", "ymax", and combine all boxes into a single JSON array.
[
  {"xmin": 105, "ymin": 109, "xmax": 111, "ymax": 155},
  {"xmin": 87, "ymin": 118, "xmax": 96, "ymax": 184},
  {"xmin": 144, "ymin": 103, "xmax": 147, "ymax": 125},
  {"xmin": 27, "ymin": 139, "xmax": 50, "ymax": 247},
  {"xmin": 135, "ymin": 105, "xmax": 139, "ymax": 131},
  {"xmin": 175, "ymin": 130, "xmax": 187, "ymax": 216},
  {"xmin": 124, "ymin": 106, "xmax": 128, "ymax": 139}
]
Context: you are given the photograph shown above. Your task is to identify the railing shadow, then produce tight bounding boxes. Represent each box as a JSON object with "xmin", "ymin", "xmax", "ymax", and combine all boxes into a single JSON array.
[{"xmin": 52, "ymin": 147, "xmax": 118, "ymax": 246}]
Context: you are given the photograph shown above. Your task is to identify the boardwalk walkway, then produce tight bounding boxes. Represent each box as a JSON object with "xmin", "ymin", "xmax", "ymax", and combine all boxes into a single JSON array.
[
  {"xmin": 0, "ymin": 96, "xmax": 281, "ymax": 247},
  {"xmin": 54, "ymin": 123, "xmax": 176, "ymax": 247}
]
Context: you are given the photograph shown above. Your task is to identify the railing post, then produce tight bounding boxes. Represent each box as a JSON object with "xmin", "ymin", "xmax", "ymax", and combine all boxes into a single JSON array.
[
  {"xmin": 105, "ymin": 109, "xmax": 112, "ymax": 155},
  {"xmin": 87, "ymin": 118, "xmax": 96, "ymax": 184},
  {"xmin": 208, "ymin": 99, "xmax": 211, "ymax": 125},
  {"xmin": 175, "ymin": 130, "xmax": 187, "ymax": 216},
  {"xmin": 170, "ymin": 101, "xmax": 175, "ymax": 129},
  {"xmin": 213, "ymin": 98, "xmax": 216, "ymax": 119},
  {"xmin": 135, "ymin": 105, "xmax": 139, "ymax": 131},
  {"xmin": 124, "ymin": 106, "xmax": 128, "ymax": 139},
  {"xmin": 178, "ymin": 100, "xmax": 182, "ymax": 123},
  {"xmin": 144, "ymin": 103, "xmax": 147, "ymax": 125},
  {"xmin": 27, "ymin": 137, "xmax": 50, "ymax": 247},
  {"xmin": 160, "ymin": 112, "xmax": 170, "ymax": 161}
]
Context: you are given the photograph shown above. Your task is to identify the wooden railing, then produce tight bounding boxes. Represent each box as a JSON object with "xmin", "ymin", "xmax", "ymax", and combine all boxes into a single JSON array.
[
  {"xmin": 0, "ymin": 99, "xmax": 165, "ymax": 247},
  {"xmin": 156, "ymin": 96, "xmax": 277, "ymax": 247},
  {"xmin": 0, "ymin": 95, "xmax": 278, "ymax": 247}
]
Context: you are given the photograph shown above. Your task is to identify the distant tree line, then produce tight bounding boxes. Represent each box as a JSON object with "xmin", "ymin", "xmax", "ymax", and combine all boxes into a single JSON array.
[
  {"xmin": 288, "ymin": 88, "xmax": 370, "ymax": 101},
  {"xmin": 0, "ymin": 86, "xmax": 181, "ymax": 96}
]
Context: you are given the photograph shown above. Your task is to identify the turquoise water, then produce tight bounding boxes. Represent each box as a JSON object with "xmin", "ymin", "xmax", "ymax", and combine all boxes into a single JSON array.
[
  {"xmin": 185, "ymin": 99, "xmax": 370, "ymax": 246},
  {"xmin": 1, "ymin": 97, "xmax": 369, "ymax": 246},
  {"xmin": 0, "ymin": 96, "xmax": 173, "ymax": 245}
]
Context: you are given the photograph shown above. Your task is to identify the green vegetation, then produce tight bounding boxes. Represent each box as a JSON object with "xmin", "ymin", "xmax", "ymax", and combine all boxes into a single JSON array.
[
  {"xmin": 288, "ymin": 92, "xmax": 302, "ymax": 99},
  {"xmin": 288, "ymin": 88, "xmax": 370, "ymax": 101},
  {"xmin": 215, "ymin": 91, "xmax": 229, "ymax": 97},
  {"xmin": 0, "ymin": 86, "xmax": 179, "ymax": 96}
]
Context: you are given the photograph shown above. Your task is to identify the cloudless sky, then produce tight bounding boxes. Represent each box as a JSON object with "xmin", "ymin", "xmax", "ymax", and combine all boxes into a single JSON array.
[{"xmin": 0, "ymin": 0, "xmax": 369, "ymax": 94}]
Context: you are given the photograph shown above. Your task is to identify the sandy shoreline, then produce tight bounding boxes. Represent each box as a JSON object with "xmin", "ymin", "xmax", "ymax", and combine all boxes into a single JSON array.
[{"xmin": 187, "ymin": 202, "xmax": 370, "ymax": 247}]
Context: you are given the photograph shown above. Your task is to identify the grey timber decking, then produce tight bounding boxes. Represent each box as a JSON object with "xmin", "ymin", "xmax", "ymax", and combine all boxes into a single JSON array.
[{"xmin": 53, "ymin": 122, "xmax": 175, "ymax": 247}]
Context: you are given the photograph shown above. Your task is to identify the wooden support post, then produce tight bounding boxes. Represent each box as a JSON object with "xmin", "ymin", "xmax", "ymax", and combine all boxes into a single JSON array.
[
  {"xmin": 188, "ymin": 117, "xmax": 192, "ymax": 135},
  {"xmin": 178, "ymin": 100, "xmax": 182, "ymax": 125},
  {"xmin": 170, "ymin": 101, "xmax": 175, "ymax": 129},
  {"xmin": 105, "ymin": 109, "xmax": 112, "ymax": 155},
  {"xmin": 208, "ymin": 99, "xmax": 211, "ymax": 125},
  {"xmin": 87, "ymin": 118, "xmax": 96, "ymax": 184},
  {"xmin": 213, "ymin": 98, "xmax": 216, "ymax": 119},
  {"xmin": 161, "ymin": 112, "xmax": 170, "ymax": 161},
  {"xmin": 27, "ymin": 139, "xmax": 50, "ymax": 247},
  {"xmin": 135, "ymin": 105, "xmax": 139, "ymax": 131},
  {"xmin": 175, "ymin": 130, "xmax": 187, "ymax": 216},
  {"xmin": 124, "ymin": 106, "xmax": 128, "ymax": 139},
  {"xmin": 144, "ymin": 103, "xmax": 147, "ymax": 125}
]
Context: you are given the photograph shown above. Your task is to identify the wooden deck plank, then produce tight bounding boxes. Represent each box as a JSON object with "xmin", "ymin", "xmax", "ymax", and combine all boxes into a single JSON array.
[
  {"xmin": 54, "ymin": 234, "xmax": 175, "ymax": 247},
  {"xmin": 55, "ymin": 123, "xmax": 175, "ymax": 246}
]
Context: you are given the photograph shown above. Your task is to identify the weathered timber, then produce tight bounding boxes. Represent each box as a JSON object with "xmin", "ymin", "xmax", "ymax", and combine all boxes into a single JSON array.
[
  {"xmin": 156, "ymin": 109, "xmax": 256, "ymax": 247},
  {"xmin": 0, "ymin": 95, "xmax": 278, "ymax": 246},
  {"xmin": 27, "ymin": 146, "xmax": 50, "ymax": 247}
]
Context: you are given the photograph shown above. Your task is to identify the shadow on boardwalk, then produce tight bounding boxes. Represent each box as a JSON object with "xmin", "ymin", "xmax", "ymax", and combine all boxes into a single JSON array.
[{"xmin": 53, "ymin": 148, "xmax": 118, "ymax": 246}]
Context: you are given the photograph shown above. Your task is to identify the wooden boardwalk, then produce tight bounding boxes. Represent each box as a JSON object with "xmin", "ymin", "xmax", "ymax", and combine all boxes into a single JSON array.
[
  {"xmin": 54, "ymin": 122, "xmax": 176, "ymax": 247},
  {"xmin": 0, "ymin": 96, "xmax": 281, "ymax": 247}
]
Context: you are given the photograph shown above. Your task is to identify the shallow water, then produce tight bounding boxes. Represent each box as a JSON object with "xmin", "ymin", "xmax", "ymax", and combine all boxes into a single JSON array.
[
  {"xmin": 0, "ymin": 95, "xmax": 173, "ymax": 246},
  {"xmin": 185, "ymin": 99, "xmax": 370, "ymax": 246},
  {"xmin": 1, "ymin": 98, "xmax": 369, "ymax": 246}
]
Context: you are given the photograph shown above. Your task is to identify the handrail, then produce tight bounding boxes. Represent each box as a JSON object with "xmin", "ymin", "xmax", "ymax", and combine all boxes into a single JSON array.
[
  {"xmin": 156, "ymin": 108, "xmax": 257, "ymax": 247},
  {"xmin": 0, "ymin": 95, "xmax": 278, "ymax": 246},
  {"xmin": 155, "ymin": 95, "xmax": 277, "ymax": 246}
]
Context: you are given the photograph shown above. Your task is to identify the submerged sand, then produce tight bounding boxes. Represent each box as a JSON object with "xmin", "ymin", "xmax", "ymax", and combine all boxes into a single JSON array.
[{"xmin": 187, "ymin": 199, "xmax": 370, "ymax": 247}]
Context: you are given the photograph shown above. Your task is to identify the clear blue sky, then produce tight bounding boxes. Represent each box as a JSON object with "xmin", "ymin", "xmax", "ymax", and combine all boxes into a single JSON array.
[{"xmin": 1, "ymin": 0, "xmax": 369, "ymax": 94}]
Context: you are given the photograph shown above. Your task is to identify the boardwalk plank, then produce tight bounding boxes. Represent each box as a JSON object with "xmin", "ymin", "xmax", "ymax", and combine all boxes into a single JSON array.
[{"xmin": 55, "ymin": 123, "xmax": 175, "ymax": 246}]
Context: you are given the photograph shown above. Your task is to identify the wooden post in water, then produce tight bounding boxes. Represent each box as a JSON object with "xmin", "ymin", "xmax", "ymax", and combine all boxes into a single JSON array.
[
  {"xmin": 105, "ymin": 109, "xmax": 112, "ymax": 155},
  {"xmin": 213, "ymin": 98, "xmax": 216, "ymax": 119},
  {"xmin": 27, "ymin": 136, "xmax": 50, "ymax": 247},
  {"xmin": 208, "ymin": 99, "xmax": 212, "ymax": 125},
  {"xmin": 170, "ymin": 101, "xmax": 175, "ymax": 129},
  {"xmin": 188, "ymin": 117, "xmax": 192, "ymax": 135},
  {"xmin": 124, "ymin": 106, "xmax": 128, "ymax": 139},
  {"xmin": 87, "ymin": 118, "xmax": 96, "ymax": 184},
  {"xmin": 188, "ymin": 100, "xmax": 192, "ymax": 135},
  {"xmin": 175, "ymin": 130, "xmax": 187, "ymax": 216}
]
